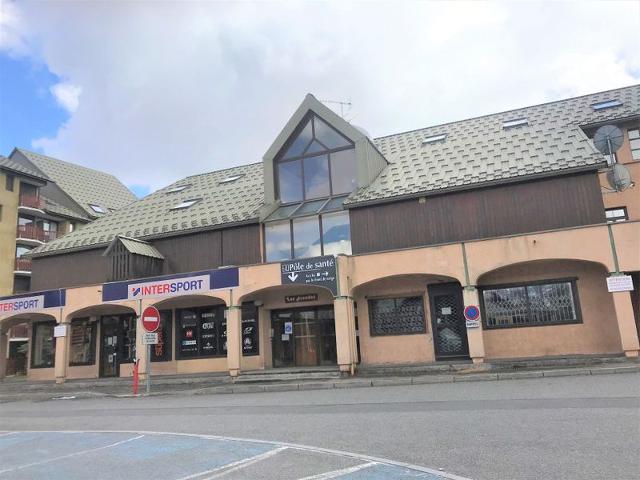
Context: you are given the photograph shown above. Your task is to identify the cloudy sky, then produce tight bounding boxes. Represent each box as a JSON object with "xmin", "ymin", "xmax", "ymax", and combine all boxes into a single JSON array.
[{"xmin": 1, "ymin": 0, "xmax": 638, "ymax": 197}]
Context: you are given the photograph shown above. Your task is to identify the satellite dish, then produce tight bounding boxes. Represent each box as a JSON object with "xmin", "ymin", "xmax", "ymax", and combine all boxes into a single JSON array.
[
  {"xmin": 593, "ymin": 125, "xmax": 624, "ymax": 159},
  {"xmin": 606, "ymin": 163, "xmax": 633, "ymax": 192}
]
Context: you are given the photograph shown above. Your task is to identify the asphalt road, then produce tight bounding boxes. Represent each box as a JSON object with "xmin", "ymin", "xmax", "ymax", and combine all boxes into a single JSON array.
[{"xmin": 0, "ymin": 373, "xmax": 638, "ymax": 480}]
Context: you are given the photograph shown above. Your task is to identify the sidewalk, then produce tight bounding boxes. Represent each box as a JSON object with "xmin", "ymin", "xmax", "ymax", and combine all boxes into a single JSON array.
[{"xmin": 1, "ymin": 356, "xmax": 638, "ymax": 403}]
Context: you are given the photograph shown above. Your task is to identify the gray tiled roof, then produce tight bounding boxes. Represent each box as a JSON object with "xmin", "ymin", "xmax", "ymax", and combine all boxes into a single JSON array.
[
  {"xmin": 30, "ymin": 85, "xmax": 639, "ymax": 257},
  {"xmin": 16, "ymin": 149, "xmax": 137, "ymax": 217},
  {"xmin": 42, "ymin": 196, "xmax": 90, "ymax": 221},
  {"xmin": 346, "ymin": 84, "xmax": 639, "ymax": 204},
  {"xmin": 32, "ymin": 162, "xmax": 264, "ymax": 255},
  {"xmin": 0, "ymin": 155, "xmax": 49, "ymax": 182}
]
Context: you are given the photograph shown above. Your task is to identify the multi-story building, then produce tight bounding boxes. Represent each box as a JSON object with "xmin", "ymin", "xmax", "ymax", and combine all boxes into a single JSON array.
[
  {"xmin": 0, "ymin": 149, "xmax": 135, "ymax": 375},
  {"xmin": 0, "ymin": 85, "xmax": 638, "ymax": 382}
]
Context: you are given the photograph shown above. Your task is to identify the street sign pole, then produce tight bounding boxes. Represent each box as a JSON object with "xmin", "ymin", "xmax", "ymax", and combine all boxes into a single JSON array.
[{"xmin": 140, "ymin": 304, "xmax": 161, "ymax": 395}]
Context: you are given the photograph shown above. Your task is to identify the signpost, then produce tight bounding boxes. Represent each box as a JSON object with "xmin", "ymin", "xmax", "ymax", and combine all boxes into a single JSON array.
[
  {"xmin": 464, "ymin": 305, "xmax": 481, "ymax": 328},
  {"xmin": 141, "ymin": 306, "xmax": 161, "ymax": 394},
  {"xmin": 281, "ymin": 255, "xmax": 337, "ymax": 296}
]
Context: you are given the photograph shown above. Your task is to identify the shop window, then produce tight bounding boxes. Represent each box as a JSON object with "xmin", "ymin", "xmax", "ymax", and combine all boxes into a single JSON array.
[
  {"xmin": 242, "ymin": 303, "xmax": 259, "ymax": 356},
  {"xmin": 151, "ymin": 310, "xmax": 173, "ymax": 362},
  {"xmin": 176, "ymin": 306, "xmax": 226, "ymax": 359},
  {"xmin": 368, "ymin": 296, "xmax": 426, "ymax": 336},
  {"xmin": 31, "ymin": 322, "xmax": 56, "ymax": 368},
  {"xmin": 629, "ymin": 128, "xmax": 640, "ymax": 160},
  {"xmin": 481, "ymin": 279, "xmax": 581, "ymax": 329},
  {"xmin": 69, "ymin": 318, "xmax": 96, "ymax": 366},
  {"xmin": 121, "ymin": 316, "xmax": 137, "ymax": 363}
]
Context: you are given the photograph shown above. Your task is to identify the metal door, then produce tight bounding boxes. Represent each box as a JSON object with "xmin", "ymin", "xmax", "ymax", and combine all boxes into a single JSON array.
[
  {"xmin": 428, "ymin": 283, "xmax": 469, "ymax": 359},
  {"xmin": 100, "ymin": 318, "xmax": 120, "ymax": 377}
]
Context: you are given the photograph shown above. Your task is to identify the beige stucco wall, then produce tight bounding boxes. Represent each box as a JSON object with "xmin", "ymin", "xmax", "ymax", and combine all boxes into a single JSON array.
[
  {"xmin": 0, "ymin": 171, "xmax": 19, "ymax": 296},
  {"xmin": 354, "ymin": 275, "xmax": 437, "ymax": 365},
  {"xmin": 479, "ymin": 260, "xmax": 622, "ymax": 359}
]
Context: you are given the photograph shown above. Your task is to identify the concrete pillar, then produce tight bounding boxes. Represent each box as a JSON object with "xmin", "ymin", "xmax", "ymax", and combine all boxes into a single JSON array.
[
  {"xmin": 334, "ymin": 297, "xmax": 357, "ymax": 375},
  {"xmin": 0, "ymin": 330, "xmax": 8, "ymax": 380},
  {"xmin": 54, "ymin": 320, "xmax": 69, "ymax": 384},
  {"xmin": 226, "ymin": 306, "xmax": 242, "ymax": 377},
  {"xmin": 612, "ymin": 291, "xmax": 640, "ymax": 358},
  {"xmin": 462, "ymin": 287, "xmax": 485, "ymax": 364}
]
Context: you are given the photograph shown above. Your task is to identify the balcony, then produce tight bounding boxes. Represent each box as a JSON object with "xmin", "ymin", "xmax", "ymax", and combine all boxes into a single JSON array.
[
  {"xmin": 18, "ymin": 194, "xmax": 45, "ymax": 211},
  {"xmin": 16, "ymin": 224, "xmax": 57, "ymax": 244},
  {"xmin": 14, "ymin": 257, "xmax": 32, "ymax": 273}
]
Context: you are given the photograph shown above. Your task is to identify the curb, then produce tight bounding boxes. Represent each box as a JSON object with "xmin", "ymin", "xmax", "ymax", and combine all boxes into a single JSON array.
[{"xmin": 1, "ymin": 364, "xmax": 638, "ymax": 402}]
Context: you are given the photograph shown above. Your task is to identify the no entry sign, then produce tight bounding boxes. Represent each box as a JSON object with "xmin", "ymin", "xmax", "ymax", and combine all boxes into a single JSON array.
[{"xmin": 141, "ymin": 306, "xmax": 161, "ymax": 333}]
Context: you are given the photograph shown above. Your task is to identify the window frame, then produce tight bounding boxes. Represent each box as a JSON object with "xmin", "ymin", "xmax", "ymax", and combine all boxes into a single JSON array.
[
  {"xmin": 89, "ymin": 204, "xmax": 106, "ymax": 214},
  {"xmin": 6, "ymin": 174, "xmax": 15, "ymax": 192},
  {"xmin": 367, "ymin": 294, "xmax": 428, "ymax": 337},
  {"xmin": 275, "ymin": 113, "xmax": 355, "ymax": 205},
  {"xmin": 68, "ymin": 318, "xmax": 97, "ymax": 367},
  {"xmin": 263, "ymin": 210, "xmax": 351, "ymax": 262},
  {"xmin": 628, "ymin": 128, "xmax": 640, "ymax": 161},
  {"xmin": 30, "ymin": 321, "xmax": 56, "ymax": 369},
  {"xmin": 479, "ymin": 277, "xmax": 583, "ymax": 330}
]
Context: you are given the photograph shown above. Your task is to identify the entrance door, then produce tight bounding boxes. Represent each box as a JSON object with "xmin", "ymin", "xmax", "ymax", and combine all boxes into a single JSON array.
[
  {"xmin": 271, "ymin": 307, "xmax": 337, "ymax": 367},
  {"xmin": 100, "ymin": 317, "xmax": 120, "ymax": 377},
  {"xmin": 428, "ymin": 283, "xmax": 469, "ymax": 359}
]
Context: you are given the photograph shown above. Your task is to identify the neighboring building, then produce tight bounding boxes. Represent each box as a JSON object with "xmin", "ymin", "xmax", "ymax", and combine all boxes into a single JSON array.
[
  {"xmin": 0, "ymin": 149, "xmax": 136, "ymax": 375},
  {"xmin": 0, "ymin": 85, "xmax": 638, "ymax": 383}
]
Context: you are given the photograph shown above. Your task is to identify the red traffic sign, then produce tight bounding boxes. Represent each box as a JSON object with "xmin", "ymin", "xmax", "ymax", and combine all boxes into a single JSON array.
[
  {"xmin": 141, "ymin": 306, "xmax": 161, "ymax": 333},
  {"xmin": 464, "ymin": 305, "xmax": 480, "ymax": 321}
]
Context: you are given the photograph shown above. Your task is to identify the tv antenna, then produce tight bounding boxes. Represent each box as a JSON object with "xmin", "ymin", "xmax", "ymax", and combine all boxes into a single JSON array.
[
  {"xmin": 593, "ymin": 125, "xmax": 633, "ymax": 192},
  {"xmin": 320, "ymin": 99, "xmax": 352, "ymax": 119}
]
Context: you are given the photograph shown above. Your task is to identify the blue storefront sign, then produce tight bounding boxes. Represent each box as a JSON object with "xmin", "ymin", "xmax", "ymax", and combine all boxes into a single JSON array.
[
  {"xmin": 102, "ymin": 268, "xmax": 239, "ymax": 302},
  {"xmin": 0, "ymin": 289, "xmax": 66, "ymax": 315}
]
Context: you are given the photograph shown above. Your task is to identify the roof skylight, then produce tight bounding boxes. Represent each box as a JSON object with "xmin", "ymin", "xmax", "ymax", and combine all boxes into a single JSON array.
[
  {"xmin": 219, "ymin": 174, "xmax": 244, "ymax": 184},
  {"xmin": 89, "ymin": 204, "xmax": 106, "ymax": 213},
  {"xmin": 171, "ymin": 198, "xmax": 200, "ymax": 210},
  {"xmin": 591, "ymin": 99, "xmax": 622, "ymax": 111},
  {"xmin": 166, "ymin": 185, "xmax": 190, "ymax": 193},
  {"xmin": 421, "ymin": 134, "xmax": 447, "ymax": 145},
  {"xmin": 502, "ymin": 118, "xmax": 528, "ymax": 129}
]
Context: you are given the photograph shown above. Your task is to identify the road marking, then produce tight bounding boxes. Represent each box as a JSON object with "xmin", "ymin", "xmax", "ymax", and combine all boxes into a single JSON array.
[
  {"xmin": 176, "ymin": 446, "xmax": 287, "ymax": 480},
  {"xmin": 0, "ymin": 434, "xmax": 144, "ymax": 475},
  {"xmin": 0, "ymin": 432, "xmax": 18, "ymax": 438},
  {"xmin": 298, "ymin": 461, "xmax": 378, "ymax": 479},
  {"xmin": 3, "ymin": 430, "xmax": 472, "ymax": 480}
]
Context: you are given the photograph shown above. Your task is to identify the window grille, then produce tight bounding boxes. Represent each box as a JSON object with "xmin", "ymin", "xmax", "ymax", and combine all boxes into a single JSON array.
[
  {"xmin": 481, "ymin": 279, "xmax": 580, "ymax": 329},
  {"xmin": 368, "ymin": 296, "xmax": 426, "ymax": 336}
]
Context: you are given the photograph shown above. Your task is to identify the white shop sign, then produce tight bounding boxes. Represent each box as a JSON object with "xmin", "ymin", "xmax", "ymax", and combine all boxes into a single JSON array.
[
  {"xmin": 54, "ymin": 324, "xmax": 68, "ymax": 337},
  {"xmin": 606, "ymin": 275, "xmax": 634, "ymax": 293},
  {"xmin": 128, "ymin": 274, "xmax": 210, "ymax": 300},
  {"xmin": 142, "ymin": 332, "xmax": 159, "ymax": 345}
]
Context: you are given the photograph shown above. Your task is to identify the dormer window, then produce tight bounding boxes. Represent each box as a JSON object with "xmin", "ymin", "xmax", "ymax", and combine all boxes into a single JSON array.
[
  {"xmin": 89, "ymin": 204, "xmax": 106, "ymax": 213},
  {"xmin": 502, "ymin": 118, "xmax": 528, "ymax": 129},
  {"xmin": 422, "ymin": 134, "xmax": 447, "ymax": 145},
  {"xmin": 276, "ymin": 114, "xmax": 356, "ymax": 203},
  {"xmin": 166, "ymin": 185, "xmax": 190, "ymax": 193},
  {"xmin": 171, "ymin": 198, "xmax": 200, "ymax": 210},
  {"xmin": 592, "ymin": 99, "xmax": 622, "ymax": 111},
  {"xmin": 219, "ymin": 174, "xmax": 244, "ymax": 184}
]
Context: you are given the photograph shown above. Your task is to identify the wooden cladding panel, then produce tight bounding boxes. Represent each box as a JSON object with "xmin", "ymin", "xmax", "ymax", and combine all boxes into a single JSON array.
[
  {"xmin": 31, "ymin": 248, "xmax": 108, "ymax": 290},
  {"xmin": 152, "ymin": 230, "xmax": 223, "ymax": 274},
  {"xmin": 350, "ymin": 172, "xmax": 606, "ymax": 254},
  {"xmin": 222, "ymin": 224, "xmax": 261, "ymax": 266}
]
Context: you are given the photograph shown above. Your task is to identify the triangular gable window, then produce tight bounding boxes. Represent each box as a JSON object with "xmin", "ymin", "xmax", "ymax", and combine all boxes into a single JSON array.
[{"xmin": 282, "ymin": 115, "xmax": 352, "ymax": 160}]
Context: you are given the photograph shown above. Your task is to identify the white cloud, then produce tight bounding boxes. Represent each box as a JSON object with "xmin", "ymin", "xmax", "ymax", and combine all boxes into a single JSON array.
[
  {"xmin": 2, "ymin": 0, "xmax": 639, "ymax": 191},
  {"xmin": 50, "ymin": 82, "xmax": 82, "ymax": 112}
]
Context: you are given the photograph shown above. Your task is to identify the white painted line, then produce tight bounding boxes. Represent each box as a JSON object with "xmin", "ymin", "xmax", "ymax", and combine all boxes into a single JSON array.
[
  {"xmin": 0, "ymin": 432, "xmax": 17, "ymax": 438},
  {"xmin": 0, "ymin": 434, "xmax": 144, "ymax": 475},
  {"xmin": 298, "ymin": 461, "xmax": 378, "ymax": 479},
  {"xmin": 4, "ymin": 430, "xmax": 473, "ymax": 480},
  {"xmin": 176, "ymin": 446, "xmax": 287, "ymax": 480}
]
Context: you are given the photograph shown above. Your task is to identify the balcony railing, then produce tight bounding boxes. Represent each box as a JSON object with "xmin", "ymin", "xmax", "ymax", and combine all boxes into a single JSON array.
[
  {"xmin": 16, "ymin": 224, "xmax": 57, "ymax": 242},
  {"xmin": 14, "ymin": 257, "xmax": 32, "ymax": 272},
  {"xmin": 19, "ymin": 194, "xmax": 45, "ymax": 210}
]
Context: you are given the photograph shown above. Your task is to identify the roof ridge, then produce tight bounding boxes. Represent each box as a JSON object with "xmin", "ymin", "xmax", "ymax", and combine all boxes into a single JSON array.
[
  {"xmin": 373, "ymin": 83, "xmax": 640, "ymax": 141},
  {"xmin": 182, "ymin": 161, "xmax": 262, "ymax": 180},
  {"xmin": 16, "ymin": 147, "xmax": 121, "ymax": 178}
]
